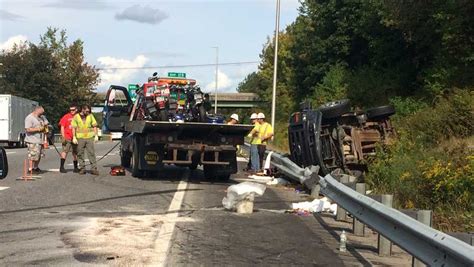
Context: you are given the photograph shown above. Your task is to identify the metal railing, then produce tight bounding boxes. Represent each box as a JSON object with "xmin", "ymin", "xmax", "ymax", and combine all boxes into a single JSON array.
[{"xmin": 244, "ymin": 145, "xmax": 474, "ymax": 266}]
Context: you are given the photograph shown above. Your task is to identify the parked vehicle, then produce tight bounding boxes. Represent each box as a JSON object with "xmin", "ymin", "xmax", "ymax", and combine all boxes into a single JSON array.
[
  {"xmin": 104, "ymin": 79, "xmax": 252, "ymax": 179},
  {"xmin": 0, "ymin": 146, "xmax": 7, "ymax": 179},
  {"xmin": 0, "ymin": 95, "xmax": 38, "ymax": 148},
  {"xmin": 288, "ymin": 99, "xmax": 396, "ymax": 176}
]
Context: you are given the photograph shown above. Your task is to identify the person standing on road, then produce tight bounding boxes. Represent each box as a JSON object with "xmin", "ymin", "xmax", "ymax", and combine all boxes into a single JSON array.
[
  {"xmin": 227, "ymin": 114, "xmax": 239, "ymax": 125},
  {"xmin": 24, "ymin": 106, "xmax": 48, "ymax": 174},
  {"xmin": 247, "ymin": 113, "xmax": 261, "ymax": 173},
  {"xmin": 257, "ymin": 112, "xmax": 273, "ymax": 170},
  {"xmin": 71, "ymin": 105, "xmax": 99, "ymax": 175},
  {"xmin": 59, "ymin": 105, "xmax": 79, "ymax": 173}
]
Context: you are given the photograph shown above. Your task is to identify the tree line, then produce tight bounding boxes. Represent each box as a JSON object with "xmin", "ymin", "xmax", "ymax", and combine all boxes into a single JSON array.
[
  {"xmin": 238, "ymin": 0, "xmax": 474, "ymax": 121},
  {"xmin": 0, "ymin": 28, "xmax": 100, "ymax": 128}
]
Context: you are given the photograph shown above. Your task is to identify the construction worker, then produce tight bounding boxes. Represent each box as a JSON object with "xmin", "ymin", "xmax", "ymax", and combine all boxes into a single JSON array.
[
  {"xmin": 58, "ymin": 104, "xmax": 79, "ymax": 173},
  {"xmin": 24, "ymin": 106, "xmax": 48, "ymax": 174},
  {"xmin": 257, "ymin": 112, "xmax": 273, "ymax": 169},
  {"xmin": 247, "ymin": 113, "xmax": 261, "ymax": 172},
  {"xmin": 71, "ymin": 105, "xmax": 99, "ymax": 175},
  {"xmin": 227, "ymin": 114, "xmax": 239, "ymax": 125}
]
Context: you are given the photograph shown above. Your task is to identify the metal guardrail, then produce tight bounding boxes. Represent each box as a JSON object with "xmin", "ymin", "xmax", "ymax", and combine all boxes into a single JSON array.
[
  {"xmin": 245, "ymin": 145, "xmax": 474, "ymax": 266},
  {"xmin": 320, "ymin": 174, "xmax": 474, "ymax": 266}
]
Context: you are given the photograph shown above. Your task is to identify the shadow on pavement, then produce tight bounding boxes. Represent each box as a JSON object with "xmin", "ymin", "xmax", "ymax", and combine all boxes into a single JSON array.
[{"xmin": 0, "ymin": 188, "xmax": 202, "ymax": 215}]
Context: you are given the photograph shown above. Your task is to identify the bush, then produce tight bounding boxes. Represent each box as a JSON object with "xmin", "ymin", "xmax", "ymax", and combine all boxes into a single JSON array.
[
  {"xmin": 402, "ymin": 90, "xmax": 474, "ymax": 144},
  {"xmin": 366, "ymin": 90, "xmax": 474, "ymax": 231}
]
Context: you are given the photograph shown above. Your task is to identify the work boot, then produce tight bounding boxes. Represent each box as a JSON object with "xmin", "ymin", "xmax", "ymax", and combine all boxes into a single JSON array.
[
  {"xmin": 78, "ymin": 169, "xmax": 86, "ymax": 175},
  {"xmin": 73, "ymin": 167, "xmax": 80, "ymax": 173},
  {"xmin": 90, "ymin": 169, "xmax": 99, "ymax": 176},
  {"xmin": 59, "ymin": 167, "xmax": 67, "ymax": 173}
]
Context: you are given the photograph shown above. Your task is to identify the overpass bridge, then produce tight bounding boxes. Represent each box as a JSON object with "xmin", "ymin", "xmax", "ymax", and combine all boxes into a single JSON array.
[{"xmin": 94, "ymin": 92, "xmax": 263, "ymax": 109}]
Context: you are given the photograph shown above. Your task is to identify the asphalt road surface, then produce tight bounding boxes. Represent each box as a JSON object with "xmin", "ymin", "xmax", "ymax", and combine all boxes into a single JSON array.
[{"xmin": 0, "ymin": 141, "xmax": 379, "ymax": 266}]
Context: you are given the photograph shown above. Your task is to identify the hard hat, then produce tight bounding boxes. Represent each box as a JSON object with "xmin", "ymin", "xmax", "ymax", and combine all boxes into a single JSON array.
[
  {"xmin": 250, "ymin": 113, "xmax": 258, "ymax": 120},
  {"xmin": 257, "ymin": 112, "xmax": 265, "ymax": 119},
  {"xmin": 230, "ymin": 114, "xmax": 239, "ymax": 121}
]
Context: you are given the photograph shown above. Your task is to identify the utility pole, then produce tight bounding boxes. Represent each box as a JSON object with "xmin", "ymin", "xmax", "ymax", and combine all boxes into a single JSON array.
[
  {"xmin": 212, "ymin": 46, "xmax": 219, "ymax": 114},
  {"xmin": 271, "ymin": 0, "xmax": 280, "ymax": 133}
]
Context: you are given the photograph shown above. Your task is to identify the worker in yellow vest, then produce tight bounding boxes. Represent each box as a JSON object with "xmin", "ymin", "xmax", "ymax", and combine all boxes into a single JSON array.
[
  {"xmin": 71, "ymin": 105, "xmax": 99, "ymax": 175},
  {"xmin": 257, "ymin": 112, "xmax": 273, "ymax": 169},
  {"xmin": 247, "ymin": 113, "xmax": 261, "ymax": 172}
]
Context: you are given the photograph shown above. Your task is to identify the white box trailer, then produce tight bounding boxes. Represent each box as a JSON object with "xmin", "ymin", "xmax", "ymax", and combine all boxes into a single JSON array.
[{"xmin": 0, "ymin": 95, "xmax": 38, "ymax": 147}]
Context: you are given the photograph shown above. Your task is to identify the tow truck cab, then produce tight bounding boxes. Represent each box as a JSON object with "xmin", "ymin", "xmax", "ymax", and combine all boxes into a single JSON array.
[{"xmin": 104, "ymin": 83, "xmax": 252, "ymax": 179}]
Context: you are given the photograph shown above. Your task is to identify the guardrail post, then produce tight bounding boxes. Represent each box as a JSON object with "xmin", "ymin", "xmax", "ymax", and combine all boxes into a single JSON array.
[
  {"xmin": 353, "ymin": 183, "xmax": 366, "ymax": 236},
  {"xmin": 311, "ymin": 184, "xmax": 320, "ymax": 198},
  {"xmin": 412, "ymin": 210, "xmax": 432, "ymax": 267},
  {"xmin": 378, "ymin": 194, "xmax": 393, "ymax": 256},
  {"xmin": 336, "ymin": 175, "xmax": 350, "ymax": 221}
]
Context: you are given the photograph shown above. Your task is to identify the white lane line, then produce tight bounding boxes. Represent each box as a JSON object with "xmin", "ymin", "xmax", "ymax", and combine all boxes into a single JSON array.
[
  {"xmin": 152, "ymin": 180, "xmax": 188, "ymax": 266},
  {"xmin": 0, "ymin": 186, "xmax": 9, "ymax": 191},
  {"xmin": 237, "ymin": 156, "xmax": 248, "ymax": 162},
  {"xmin": 6, "ymin": 151, "xmax": 16, "ymax": 154},
  {"xmin": 46, "ymin": 168, "xmax": 60, "ymax": 172}
]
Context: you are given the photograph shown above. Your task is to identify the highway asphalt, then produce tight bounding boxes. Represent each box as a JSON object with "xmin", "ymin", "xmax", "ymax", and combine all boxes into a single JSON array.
[{"xmin": 0, "ymin": 141, "xmax": 379, "ymax": 265}]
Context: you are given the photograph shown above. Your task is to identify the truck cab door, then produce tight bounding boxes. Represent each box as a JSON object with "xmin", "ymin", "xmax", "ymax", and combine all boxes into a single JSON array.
[{"xmin": 103, "ymin": 85, "xmax": 133, "ymax": 133}]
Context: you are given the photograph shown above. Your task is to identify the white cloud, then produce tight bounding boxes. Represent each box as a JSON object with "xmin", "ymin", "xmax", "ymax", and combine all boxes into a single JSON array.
[
  {"xmin": 42, "ymin": 0, "xmax": 112, "ymax": 10},
  {"xmin": 0, "ymin": 35, "xmax": 28, "ymax": 52},
  {"xmin": 0, "ymin": 10, "xmax": 23, "ymax": 21},
  {"xmin": 115, "ymin": 5, "xmax": 168, "ymax": 25},
  {"xmin": 97, "ymin": 55, "xmax": 149, "ymax": 87},
  {"xmin": 205, "ymin": 70, "xmax": 233, "ymax": 92}
]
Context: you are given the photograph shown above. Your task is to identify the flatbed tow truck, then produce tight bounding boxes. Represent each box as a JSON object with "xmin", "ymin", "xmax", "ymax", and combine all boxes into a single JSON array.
[{"xmin": 103, "ymin": 77, "xmax": 252, "ymax": 179}]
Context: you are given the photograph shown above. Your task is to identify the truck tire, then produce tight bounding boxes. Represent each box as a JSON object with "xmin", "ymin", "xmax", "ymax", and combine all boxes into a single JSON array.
[
  {"xmin": 319, "ymin": 99, "xmax": 351, "ymax": 119},
  {"xmin": 131, "ymin": 141, "xmax": 145, "ymax": 178},
  {"xmin": 366, "ymin": 105, "xmax": 395, "ymax": 120},
  {"xmin": 203, "ymin": 165, "xmax": 216, "ymax": 180},
  {"xmin": 19, "ymin": 134, "xmax": 26, "ymax": 148},
  {"xmin": 199, "ymin": 105, "xmax": 207, "ymax": 122},
  {"xmin": 121, "ymin": 150, "xmax": 131, "ymax": 168}
]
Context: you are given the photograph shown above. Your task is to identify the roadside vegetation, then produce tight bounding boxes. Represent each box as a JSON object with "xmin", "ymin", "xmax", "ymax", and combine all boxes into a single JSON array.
[
  {"xmin": 0, "ymin": 28, "xmax": 100, "ymax": 128},
  {"xmin": 237, "ymin": 1, "xmax": 474, "ymax": 231}
]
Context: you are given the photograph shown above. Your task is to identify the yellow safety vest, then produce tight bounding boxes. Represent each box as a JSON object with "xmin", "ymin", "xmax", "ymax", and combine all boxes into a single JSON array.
[
  {"xmin": 248, "ymin": 122, "xmax": 261, "ymax": 145},
  {"xmin": 258, "ymin": 122, "xmax": 273, "ymax": 145},
  {"xmin": 72, "ymin": 114, "xmax": 97, "ymax": 139}
]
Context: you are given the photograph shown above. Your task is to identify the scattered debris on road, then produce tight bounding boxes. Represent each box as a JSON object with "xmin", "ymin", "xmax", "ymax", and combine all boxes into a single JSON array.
[
  {"xmin": 222, "ymin": 182, "xmax": 266, "ymax": 214},
  {"xmin": 291, "ymin": 197, "xmax": 337, "ymax": 215}
]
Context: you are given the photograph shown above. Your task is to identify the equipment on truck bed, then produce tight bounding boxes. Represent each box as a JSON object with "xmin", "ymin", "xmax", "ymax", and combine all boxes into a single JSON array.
[{"xmin": 103, "ymin": 74, "xmax": 253, "ymax": 180}]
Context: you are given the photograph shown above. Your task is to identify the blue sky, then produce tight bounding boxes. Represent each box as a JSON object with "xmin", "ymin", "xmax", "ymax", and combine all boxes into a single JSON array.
[{"xmin": 0, "ymin": 0, "xmax": 300, "ymax": 92}]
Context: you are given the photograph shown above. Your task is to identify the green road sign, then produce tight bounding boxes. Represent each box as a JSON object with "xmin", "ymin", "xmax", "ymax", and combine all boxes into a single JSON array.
[
  {"xmin": 128, "ymin": 84, "xmax": 139, "ymax": 101},
  {"xmin": 168, "ymin": 72, "xmax": 186, "ymax": 78}
]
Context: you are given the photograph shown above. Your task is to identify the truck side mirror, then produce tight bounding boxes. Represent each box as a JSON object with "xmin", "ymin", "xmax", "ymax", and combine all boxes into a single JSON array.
[{"xmin": 0, "ymin": 147, "xmax": 8, "ymax": 179}]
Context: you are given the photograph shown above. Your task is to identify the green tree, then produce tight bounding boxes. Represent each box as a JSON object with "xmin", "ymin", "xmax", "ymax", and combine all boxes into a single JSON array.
[{"xmin": 0, "ymin": 28, "xmax": 99, "ymax": 129}]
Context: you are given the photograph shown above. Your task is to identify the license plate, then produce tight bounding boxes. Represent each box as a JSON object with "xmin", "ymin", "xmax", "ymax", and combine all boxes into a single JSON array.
[{"xmin": 155, "ymin": 96, "xmax": 165, "ymax": 102}]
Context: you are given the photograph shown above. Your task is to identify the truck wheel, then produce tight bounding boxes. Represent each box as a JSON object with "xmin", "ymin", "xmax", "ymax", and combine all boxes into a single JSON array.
[
  {"xmin": 121, "ymin": 150, "xmax": 131, "ymax": 167},
  {"xmin": 203, "ymin": 165, "xmax": 216, "ymax": 180},
  {"xmin": 218, "ymin": 174, "xmax": 231, "ymax": 181},
  {"xmin": 19, "ymin": 134, "xmax": 26, "ymax": 148},
  {"xmin": 319, "ymin": 99, "xmax": 351, "ymax": 119},
  {"xmin": 159, "ymin": 109, "xmax": 169, "ymax": 121},
  {"xmin": 131, "ymin": 147, "xmax": 144, "ymax": 178},
  {"xmin": 199, "ymin": 105, "xmax": 207, "ymax": 122},
  {"xmin": 366, "ymin": 105, "xmax": 395, "ymax": 120}
]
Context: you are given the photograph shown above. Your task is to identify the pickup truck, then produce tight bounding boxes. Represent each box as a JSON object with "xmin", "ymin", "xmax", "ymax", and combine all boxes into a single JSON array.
[
  {"xmin": 103, "ymin": 82, "xmax": 252, "ymax": 180},
  {"xmin": 288, "ymin": 99, "xmax": 396, "ymax": 177}
]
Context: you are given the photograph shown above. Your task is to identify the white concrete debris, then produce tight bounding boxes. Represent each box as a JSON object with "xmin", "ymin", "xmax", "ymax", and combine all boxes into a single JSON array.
[
  {"xmin": 222, "ymin": 182, "xmax": 267, "ymax": 213},
  {"xmin": 291, "ymin": 197, "xmax": 338, "ymax": 215},
  {"xmin": 266, "ymin": 177, "xmax": 289, "ymax": 186}
]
